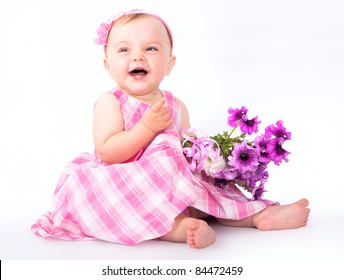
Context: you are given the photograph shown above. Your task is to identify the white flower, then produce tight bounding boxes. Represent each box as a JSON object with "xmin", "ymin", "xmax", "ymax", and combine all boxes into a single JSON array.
[{"xmin": 204, "ymin": 156, "xmax": 226, "ymax": 177}]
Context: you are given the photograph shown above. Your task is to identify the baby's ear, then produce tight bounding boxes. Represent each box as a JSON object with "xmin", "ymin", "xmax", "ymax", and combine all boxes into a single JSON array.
[
  {"xmin": 166, "ymin": 55, "xmax": 176, "ymax": 76},
  {"xmin": 103, "ymin": 57, "xmax": 111, "ymax": 75}
]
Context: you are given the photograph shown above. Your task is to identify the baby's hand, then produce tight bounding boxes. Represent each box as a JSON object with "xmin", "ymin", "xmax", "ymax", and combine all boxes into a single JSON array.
[{"xmin": 141, "ymin": 99, "xmax": 173, "ymax": 133}]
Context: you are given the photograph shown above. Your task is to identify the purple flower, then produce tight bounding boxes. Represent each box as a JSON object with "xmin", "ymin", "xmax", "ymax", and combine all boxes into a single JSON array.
[
  {"xmin": 254, "ymin": 135, "xmax": 271, "ymax": 163},
  {"xmin": 228, "ymin": 106, "xmax": 248, "ymax": 128},
  {"xmin": 265, "ymin": 120, "xmax": 291, "ymax": 144},
  {"xmin": 250, "ymin": 168, "xmax": 269, "ymax": 189},
  {"xmin": 252, "ymin": 187, "xmax": 266, "ymax": 200},
  {"xmin": 182, "ymin": 105, "xmax": 292, "ymax": 201},
  {"xmin": 222, "ymin": 168, "xmax": 239, "ymax": 181},
  {"xmin": 266, "ymin": 138, "xmax": 291, "ymax": 166},
  {"xmin": 239, "ymin": 170, "xmax": 254, "ymax": 179},
  {"xmin": 232, "ymin": 160, "xmax": 268, "ymax": 200},
  {"xmin": 255, "ymin": 162, "xmax": 269, "ymax": 174},
  {"xmin": 240, "ymin": 164, "xmax": 268, "ymax": 189},
  {"xmin": 240, "ymin": 115, "xmax": 261, "ymax": 135},
  {"xmin": 229, "ymin": 141, "xmax": 260, "ymax": 173}
]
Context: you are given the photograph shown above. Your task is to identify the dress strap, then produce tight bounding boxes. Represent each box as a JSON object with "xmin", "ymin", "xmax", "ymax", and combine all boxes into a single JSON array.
[{"xmin": 112, "ymin": 88, "xmax": 124, "ymax": 100}]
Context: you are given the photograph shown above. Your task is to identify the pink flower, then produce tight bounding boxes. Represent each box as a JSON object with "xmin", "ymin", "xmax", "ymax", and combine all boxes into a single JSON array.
[
  {"xmin": 94, "ymin": 22, "xmax": 112, "ymax": 46},
  {"xmin": 94, "ymin": 12, "xmax": 125, "ymax": 46}
]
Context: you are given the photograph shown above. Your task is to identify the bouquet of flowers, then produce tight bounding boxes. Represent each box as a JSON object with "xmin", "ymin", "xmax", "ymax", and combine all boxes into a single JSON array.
[{"xmin": 182, "ymin": 106, "xmax": 291, "ymax": 200}]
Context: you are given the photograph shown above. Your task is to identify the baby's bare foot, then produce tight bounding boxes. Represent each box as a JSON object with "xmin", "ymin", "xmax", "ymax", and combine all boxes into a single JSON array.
[
  {"xmin": 254, "ymin": 199, "xmax": 310, "ymax": 231},
  {"xmin": 186, "ymin": 219, "xmax": 216, "ymax": 249}
]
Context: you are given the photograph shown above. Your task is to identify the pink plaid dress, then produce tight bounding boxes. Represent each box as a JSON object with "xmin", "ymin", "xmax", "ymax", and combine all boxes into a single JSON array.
[{"xmin": 31, "ymin": 89, "xmax": 276, "ymax": 245}]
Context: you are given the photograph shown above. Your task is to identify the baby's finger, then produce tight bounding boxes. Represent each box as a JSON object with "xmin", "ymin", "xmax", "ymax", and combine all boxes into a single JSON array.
[
  {"xmin": 160, "ymin": 103, "xmax": 172, "ymax": 116},
  {"xmin": 165, "ymin": 117, "xmax": 174, "ymax": 127},
  {"xmin": 161, "ymin": 109, "xmax": 172, "ymax": 120},
  {"xmin": 150, "ymin": 99, "xmax": 165, "ymax": 113}
]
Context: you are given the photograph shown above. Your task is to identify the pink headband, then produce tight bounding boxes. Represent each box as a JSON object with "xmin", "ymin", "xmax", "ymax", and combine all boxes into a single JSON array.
[{"xmin": 94, "ymin": 9, "xmax": 173, "ymax": 48}]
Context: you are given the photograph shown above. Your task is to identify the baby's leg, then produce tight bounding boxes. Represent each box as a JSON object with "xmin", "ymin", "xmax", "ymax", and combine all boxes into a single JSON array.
[
  {"xmin": 254, "ymin": 198, "xmax": 310, "ymax": 230},
  {"xmin": 159, "ymin": 214, "xmax": 216, "ymax": 248},
  {"xmin": 218, "ymin": 199, "xmax": 310, "ymax": 230},
  {"xmin": 188, "ymin": 207, "xmax": 210, "ymax": 219},
  {"xmin": 186, "ymin": 218, "xmax": 216, "ymax": 249}
]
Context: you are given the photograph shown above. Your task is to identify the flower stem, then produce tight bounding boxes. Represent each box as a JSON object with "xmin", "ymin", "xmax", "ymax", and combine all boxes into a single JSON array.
[{"xmin": 228, "ymin": 126, "xmax": 238, "ymax": 138}]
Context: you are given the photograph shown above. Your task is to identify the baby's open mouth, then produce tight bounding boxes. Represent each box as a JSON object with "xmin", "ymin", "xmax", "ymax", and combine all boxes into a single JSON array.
[{"xmin": 130, "ymin": 68, "xmax": 148, "ymax": 77}]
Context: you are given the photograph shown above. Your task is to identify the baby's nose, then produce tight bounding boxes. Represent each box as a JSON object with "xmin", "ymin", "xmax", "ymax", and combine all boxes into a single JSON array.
[{"xmin": 132, "ymin": 52, "xmax": 144, "ymax": 61}]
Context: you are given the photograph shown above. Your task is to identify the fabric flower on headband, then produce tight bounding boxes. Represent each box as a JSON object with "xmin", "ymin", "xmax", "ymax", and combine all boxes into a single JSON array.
[
  {"xmin": 94, "ymin": 11, "xmax": 126, "ymax": 46},
  {"xmin": 182, "ymin": 106, "xmax": 291, "ymax": 200},
  {"xmin": 94, "ymin": 9, "xmax": 173, "ymax": 48}
]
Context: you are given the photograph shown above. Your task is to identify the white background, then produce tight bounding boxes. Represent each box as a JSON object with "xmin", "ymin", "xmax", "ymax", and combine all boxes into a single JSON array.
[{"xmin": 0, "ymin": 0, "xmax": 343, "ymax": 276}]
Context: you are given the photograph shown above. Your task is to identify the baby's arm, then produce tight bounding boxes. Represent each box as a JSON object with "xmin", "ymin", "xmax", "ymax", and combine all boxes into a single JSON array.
[
  {"xmin": 176, "ymin": 97, "xmax": 191, "ymax": 138},
  {"xmin": 93, "ymin": 93, "xmax": 172, "ymax": 164}
]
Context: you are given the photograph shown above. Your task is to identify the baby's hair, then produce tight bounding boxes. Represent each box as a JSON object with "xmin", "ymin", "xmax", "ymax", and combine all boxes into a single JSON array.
[{"xmin": 111, "ymin": 13, "xmax": 173, "ymax": 49}]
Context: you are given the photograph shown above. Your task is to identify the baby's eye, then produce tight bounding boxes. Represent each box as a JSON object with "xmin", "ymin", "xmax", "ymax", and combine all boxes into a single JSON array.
[
  {"xmin": 119, "ymin": 47, "xmax": 130, "ymax": 53},
  {"xmin": 146, "ymin": 47, "xmax": 158, "ymax": 52}
]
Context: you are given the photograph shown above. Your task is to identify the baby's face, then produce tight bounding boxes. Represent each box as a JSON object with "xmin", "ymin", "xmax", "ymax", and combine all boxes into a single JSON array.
[{"xmin": 104, "ymin": 15, "xmax": 175, "ymax": 97}]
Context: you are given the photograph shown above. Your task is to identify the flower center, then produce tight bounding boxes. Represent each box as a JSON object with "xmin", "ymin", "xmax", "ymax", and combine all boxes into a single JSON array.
[
  {"xmin": 240, "ymin": 152, "xmax": 249, "ymax": 161},
  {"xmin": 244, "ymin": 119, "xmax": 254, "ymax": 126},
  {"xmin": 276, "ymin": 144, "xmax": 285, "ymax": 155}
]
